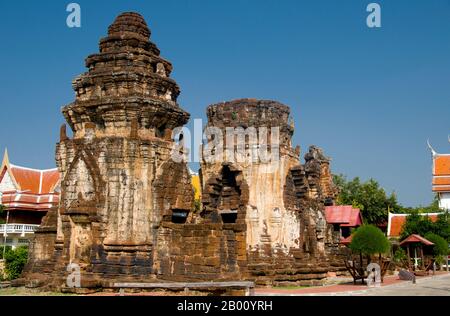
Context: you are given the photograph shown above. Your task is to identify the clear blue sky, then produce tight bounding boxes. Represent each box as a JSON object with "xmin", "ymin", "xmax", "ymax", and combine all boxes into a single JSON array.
[{"xmin": 0, "ymin": 0, "xmax": 449, "ymax": 207}]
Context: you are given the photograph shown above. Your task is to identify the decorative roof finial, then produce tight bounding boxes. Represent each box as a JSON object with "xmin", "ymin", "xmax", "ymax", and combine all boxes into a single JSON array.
[
  {"xmin": 2, "ymin": 148, "xmax": 9, "ymax": 167},
  {"xmin": 427, "ymin": 139, "xmax": 437, "ymax": 156}
]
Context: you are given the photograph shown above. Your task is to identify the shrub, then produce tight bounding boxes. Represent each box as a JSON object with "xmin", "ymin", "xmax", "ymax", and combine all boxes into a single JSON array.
[
  {"xmin": 350, "ymin": 224, "xmax": 390, "ymax": 256},
  {"xmin": 424, "ymin": 233, "xmax": 449, "ymax": 257},
  {"xmin": 393, "ymin": 247, "xmax": 407, "ymax": 263},
  {"xmin": 4, "ymin": 246, "xmax": 28, "ymax": 280},
  {"xmin": 0, "ymin": 246, "xmax": 12, "ymax": 259}
]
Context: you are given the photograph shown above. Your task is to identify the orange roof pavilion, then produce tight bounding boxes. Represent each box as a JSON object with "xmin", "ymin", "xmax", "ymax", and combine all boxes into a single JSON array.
[
  {"xmin": 0, "ymin": 149, "xmax": 60, "ymax": 212},
  {"xmin": 432, "ymin": 154, "xmax": 450, "ymax": 192}
]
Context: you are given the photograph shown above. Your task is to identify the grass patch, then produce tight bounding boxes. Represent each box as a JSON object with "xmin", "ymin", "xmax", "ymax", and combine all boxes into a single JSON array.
[{"xmin": 0, "ymin": 287, "xmax": 74, "ymax": 296}]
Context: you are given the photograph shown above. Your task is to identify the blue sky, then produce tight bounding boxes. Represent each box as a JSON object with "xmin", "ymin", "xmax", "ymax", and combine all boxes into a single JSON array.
[{"xmin": 0, "ymin": 0, "xmax": 449, "ymax": 207}]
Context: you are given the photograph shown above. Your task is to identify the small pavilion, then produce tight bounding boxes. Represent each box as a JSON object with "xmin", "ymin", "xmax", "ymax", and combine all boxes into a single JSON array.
[{"xmin": 399, "ymin": 234, "xmax": 434, "ymax": 270}]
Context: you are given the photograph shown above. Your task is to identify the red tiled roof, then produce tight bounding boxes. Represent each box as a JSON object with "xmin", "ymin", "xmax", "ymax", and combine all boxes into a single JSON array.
[
  {"xmin": 432, "ymin": 155, "xmax": 450, "ymax": 192},
  {"xmin": 325, "ymin": 205, "xmax": 363, "ymax": 227},
  {"xmin": 41, "ymin": 169, "xmax": 60, "ymax": 193},
  {"xmin": 399, "ymin": 234, "xmax": 434, "ymax": 246},
  {"xmin": 8, "ymin": 165, "xmax": 59, "ymax": 194},
  {"xmin": 0, "ymin": 152, "xmax": 60, "ymax": 212},
  {"xmin": 387, "ymin": 213, "xmax": 440, "ymax": 238}
]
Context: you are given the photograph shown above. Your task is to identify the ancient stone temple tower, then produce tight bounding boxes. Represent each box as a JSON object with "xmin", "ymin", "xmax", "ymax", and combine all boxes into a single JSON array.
[
  {"xmin": 23, "ymin": 12, "xmax": 194, "ymax": 288},
  {"xmin": 199, "ymin": 99, "xmax": 342, "ymax": 285},
  {"xmin": 200, "ymin": 100, "xmax": 303, "ymax": 250},
  {"xmin": 23, "ymin": 12, "xmax": 345, "ymax": 292}
]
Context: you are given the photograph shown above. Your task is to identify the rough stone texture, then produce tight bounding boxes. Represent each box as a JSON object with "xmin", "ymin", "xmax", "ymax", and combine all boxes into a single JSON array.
[
  {"xmin": 23, "ymin": 12, "xmax": 194, "ymax": 290},
  {"xmin": 22, "ymin": 12, "xmax": 346, "ymax": 292},
  {"xmin": 200, "ymin": 99, "xmax": 345, "ymax": 285}
]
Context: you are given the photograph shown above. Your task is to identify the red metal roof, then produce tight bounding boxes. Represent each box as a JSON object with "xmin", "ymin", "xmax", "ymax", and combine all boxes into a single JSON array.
[
  {"xmin": 325, "ymin": 205, "xmax": 352, "ymax": 223},
  {"xmin": 399, "ymin": 234, "xmax": 434, "ymax": 246},
  {"xmin": 341, "ymin": 208, "xmax": 363, "ymax": 227},
  {"xmin": 325, "ymin": 205, "xmax": 363, "ymax": 227}
]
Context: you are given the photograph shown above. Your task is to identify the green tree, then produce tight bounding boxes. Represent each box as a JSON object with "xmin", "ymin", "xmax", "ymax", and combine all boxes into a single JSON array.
[
  {"xmin": 350, "ymin": 224, "xmax": 390, "ymax": 257},
  {"xmin": 400, "ymin": 211, "xmax": 450, "ymax": 242},
  {"xmin": 424, "ymin": 233, "xmax": 449, "ymax": 257},
  {"xmin": 424, "ymin": 233, "xmax": 449, "ymax": 266},
  {"xmin": 401, "ymin": 194, "xmax": 442, "ymax": 214},
  {"xmin": 400, "ymin": 211, "xmax": 436, "ymax": 240},
  {"xmin": 434, "ymin": 212, "xmax": 450, "ymax": 242},
  {"xmin": 334, "ymin": 174, "xmax": 448, "ymax": 240},
  {"xmin": 333, "ymin": 174, "xmax": 401, "ymax": 225}
]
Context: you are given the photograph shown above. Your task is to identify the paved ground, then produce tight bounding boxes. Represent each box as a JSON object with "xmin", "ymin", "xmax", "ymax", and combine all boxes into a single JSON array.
[
  {"xmin": 360, "ymin": 273, "xmax": 450, "ymax": 296},
  {"xmin": 255, "ymin": 272, "xmax": 450, "ymax": 296},
  {"xmin": 1, "ymin": 272, "xmax": 449, "ymax": 296}
]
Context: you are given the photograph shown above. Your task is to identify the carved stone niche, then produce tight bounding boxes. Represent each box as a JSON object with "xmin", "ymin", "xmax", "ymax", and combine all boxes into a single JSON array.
[
  {"xmin": 202, "ymin": 164, "xmax": 248, "ymax": 224},
  {"xmin": 68, "ymin": 215, "xmax": 93, "ymax": 265},
  {"xmin": 246, "ymin": 205, "xmax": 260, "ymax": 249},
  {"xmin": 60, "ymin": 150, "xmax": 105, "ymax": 217},
  {"xmin": 152, "ymin": 160, "xmax": 194, "ymax": 224},
  {"xmin": 269, "ymin": 207, "xmax": 282, "ymax": 247}
]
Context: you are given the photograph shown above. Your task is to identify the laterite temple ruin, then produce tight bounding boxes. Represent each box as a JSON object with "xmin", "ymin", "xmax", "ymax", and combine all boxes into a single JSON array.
[{"xmin": 21, "ymin": 12, "xmax": 345, "ymax": 292}]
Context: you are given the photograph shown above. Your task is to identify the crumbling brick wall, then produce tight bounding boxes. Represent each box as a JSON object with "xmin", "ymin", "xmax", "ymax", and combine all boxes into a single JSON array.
[{"xmin": 200, "ymin": 99, "xmax": 345, "ymax": 286}]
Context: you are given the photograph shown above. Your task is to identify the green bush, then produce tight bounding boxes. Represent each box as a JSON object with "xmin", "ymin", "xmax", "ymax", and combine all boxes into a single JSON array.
[
  {"xmin": 4, "ymin": 246, "xmax": 28, "ymax": 280},
  {"xmin": 393, "ymin": 247, "xmax": 407, "ymax": 263},
  {"xmin": 0, "ymin": 246, "xmax": 12, "ymax": 260},
  {"xmin": 350, "ymin": 224, "xmax": 390, "ymax": 256},
  {"xmin": 424, "ymin": 233, "xmax": 449, "ymax": 257}
]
